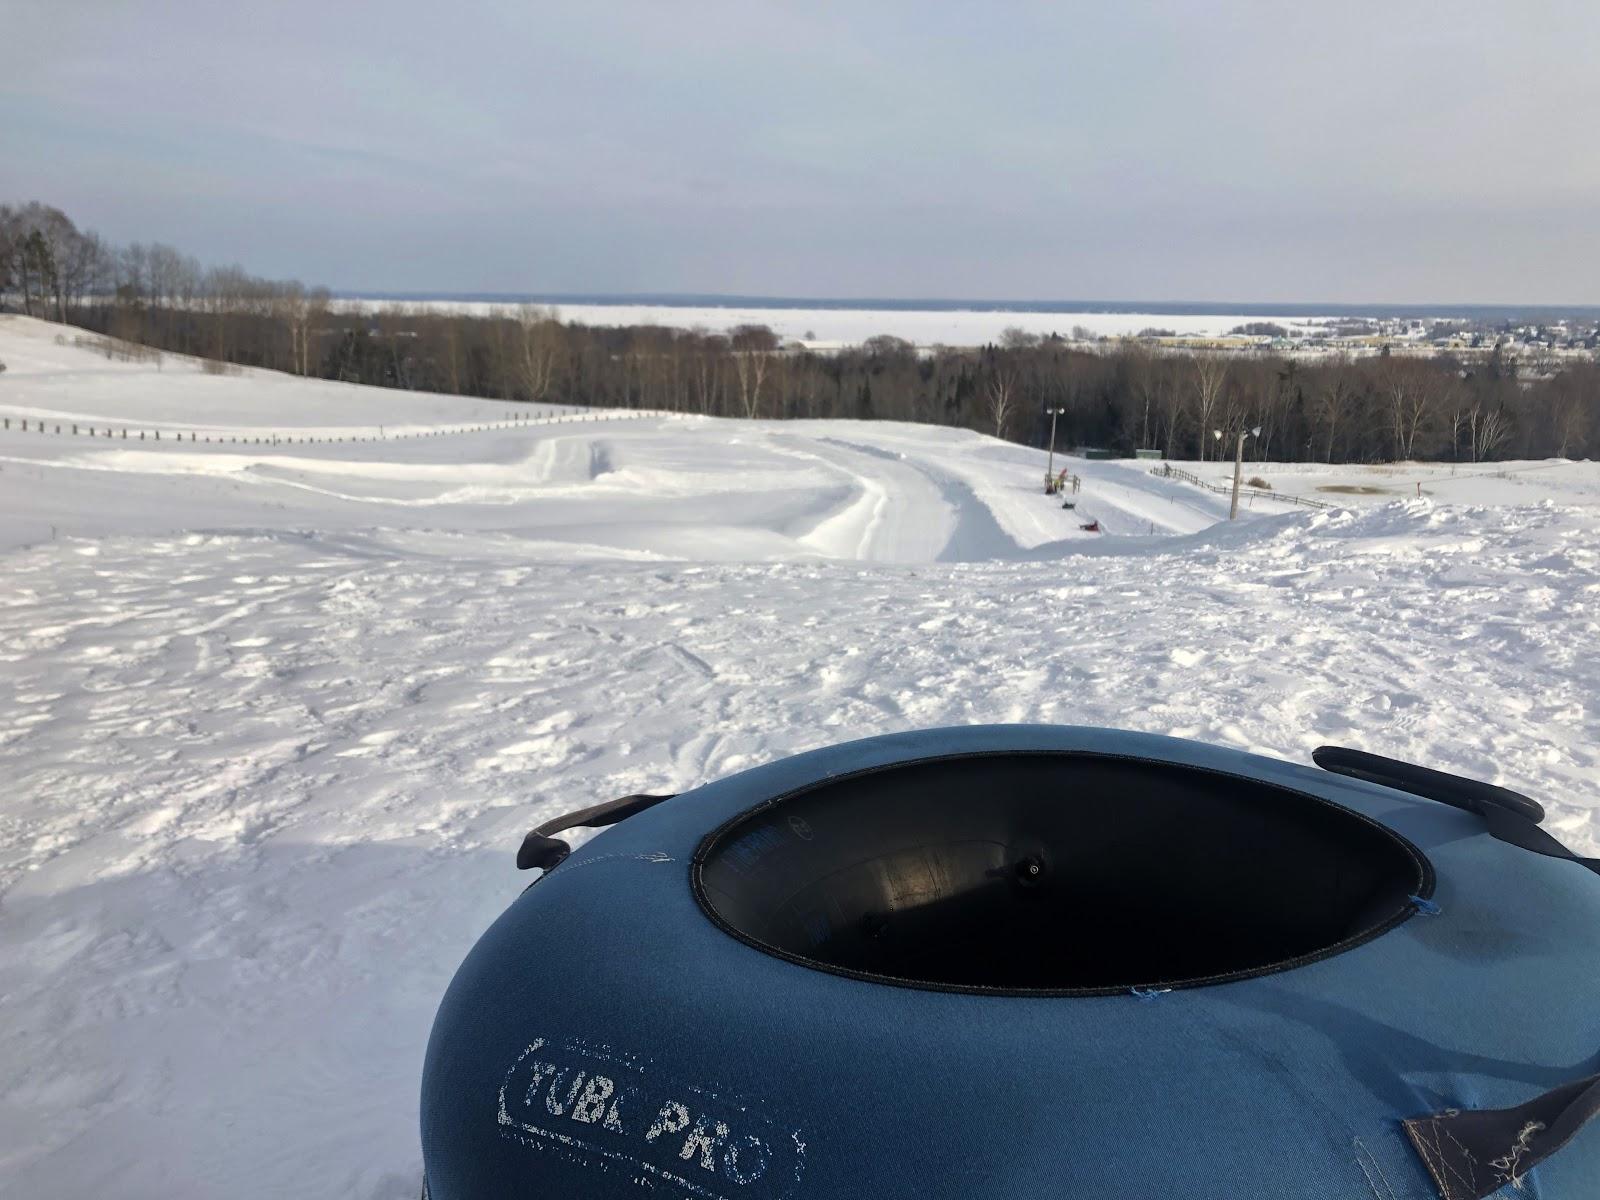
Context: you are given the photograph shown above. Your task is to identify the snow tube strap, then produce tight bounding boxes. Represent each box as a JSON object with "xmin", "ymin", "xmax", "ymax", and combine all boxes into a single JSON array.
[
  {"xmin": 1314, "ymin": 746, "xmax": 1598, "ymax": 875},
  {"xmin": 1404, "ymin": 1070, "xmax": 1600, "ymax": 1199},
  {"xmin": 516, "ymin": 793, "xmax": 675, "ymax": 871}
]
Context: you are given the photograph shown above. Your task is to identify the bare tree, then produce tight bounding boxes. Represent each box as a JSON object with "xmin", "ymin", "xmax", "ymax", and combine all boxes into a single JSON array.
[
  {"xmin": 280, "ymin": 283, "xmax": 331, "ymax": 377},
  {"xmin": 1314, "ymin": 357, "xmax": 1357, "ymax": 462},
  {"xmin": 375, "ymin": 304, "xmax": 420, "ymax": 390},
  {"xmin": 0, "ymin": 205, "xmax": 17, "ymax": 304},
  {"xmin": 1155, "ymin": 372, "xmax": 1186, "ymax": 459},
  {"xmin": 1547, "ymin": 370, "xmax": 1592, "ymax": 458},
  {"xmin": 1467, "ymin": 403, "xmax": 1510, "ymax": 463},
  {"xmin": 1381, "ymin": 357, "xmax": 1447, "ymax": 460},
  {"xmin": 1191, "ymin": 355, "xmax": 1228, "ymax": 460},
  {"xmin": 985, "ymin": 367, "xmax": 1018, "ymax": 438},
  {"xmin": 119, "ymin": 242, "xmax": 150, "ymax": 305},
  {"xmin": 59, "ymin": 229, "xmax": 109, "ymax": 313},
  {"xmin": 1127, "ymin": 346, "xmax": 1160, "ymax": 449},
  {"xmin": 686, "ymin": 331, "xmax": 728, "ymax": 416},
  {"xmin": 1528, "ymin": 343, "xmax": 1559, "ymax": 380},
  {"xmin": 729, "ymin": 324, "xmax": 778, "ymax": 419},
  {"xmin": 515, "ymin": 304, "xmax": 562, "ymax": 401},
  {"xmin": 732, "ymin": 350, "xmax": 771, "ymax": 418},
  {"xmin": 438, "ymin": 316, "xmax": 464, "ymax": 394}
]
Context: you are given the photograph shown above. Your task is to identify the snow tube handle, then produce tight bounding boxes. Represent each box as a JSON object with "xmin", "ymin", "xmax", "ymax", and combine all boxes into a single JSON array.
[
  {"xmin": 1312, "ymin": 745, "xmax": 1545, "ymax": 823},
  {"xmin": 1314, "ymin": 746, "xmax": 1598, "ymax": 876},
  {"xmin": 516, "ymin": 793, "xmax": 676, "ymax": 871}
]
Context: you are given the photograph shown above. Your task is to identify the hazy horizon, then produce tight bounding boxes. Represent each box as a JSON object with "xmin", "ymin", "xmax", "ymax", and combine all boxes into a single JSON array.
[
  {"xmin": 8, "ymin": 1, "xmax": 1599, "ymax": 305},
  {"xmin": 334, "ymin": 290, "xmax": 1600, "ymax": 319}
]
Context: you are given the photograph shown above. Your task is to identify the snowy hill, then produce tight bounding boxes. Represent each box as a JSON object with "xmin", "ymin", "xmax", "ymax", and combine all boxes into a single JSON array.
[
  {"xmin": 2, "ymin": 314, "xmax": 1598, "ymax": 1199},
  {"xmin": 0, "ymin": 313, "xmax": 1300, "ymax": 556}
]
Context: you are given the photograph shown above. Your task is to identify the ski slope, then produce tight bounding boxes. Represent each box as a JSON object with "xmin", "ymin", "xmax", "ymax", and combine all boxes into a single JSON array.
[
  {"xmin": 0, "ymin": 314, "xmax": 1276, "ymax": 557},
  {"xmin": 2, "ymin": 314, "xmax": 1599, "ymax": 1199}
]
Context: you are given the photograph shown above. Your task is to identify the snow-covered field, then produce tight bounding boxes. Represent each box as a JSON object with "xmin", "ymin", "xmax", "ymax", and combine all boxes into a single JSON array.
[
  {"xmin": 1207, "ymin": 456, "xmax": 1600, "ymax": 508},
  {"xmin": 332, "ymin": 299, "xmax": 1335, "ymax": 348},
  {"xmin": 2, "ymin": 313, "xmax": 1598, "ymax": 1198}
]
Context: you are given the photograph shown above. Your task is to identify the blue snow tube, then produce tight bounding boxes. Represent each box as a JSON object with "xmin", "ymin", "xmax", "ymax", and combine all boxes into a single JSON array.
[{"xmin": 420, "ymin": 726, "xmax": 1600, "ymax": 1200}]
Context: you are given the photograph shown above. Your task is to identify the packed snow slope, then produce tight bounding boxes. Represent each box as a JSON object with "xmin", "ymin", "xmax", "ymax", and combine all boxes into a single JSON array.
[
  {"xmin": 0, "ymin": 314, "xmax": 1299, "ymax": 556},
  {"xmin": 2, "ymin": 314, "xmax": 1599, "ymax": 1199}
]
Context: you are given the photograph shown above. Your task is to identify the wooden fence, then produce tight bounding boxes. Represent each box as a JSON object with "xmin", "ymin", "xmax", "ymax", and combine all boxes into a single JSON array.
[
  {"xmin": 1149, "ymin": 464, "xmax": 1334, "ymax": 510},
  {"xmin": 0, "ymin": 407, "xmax": 670, "ymax": 446}
]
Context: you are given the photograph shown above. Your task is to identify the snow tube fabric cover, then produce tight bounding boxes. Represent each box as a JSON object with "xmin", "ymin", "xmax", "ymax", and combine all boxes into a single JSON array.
[{"xmin": 420, "ymin": 726, "xmax": 1600, "ymax": 1200}]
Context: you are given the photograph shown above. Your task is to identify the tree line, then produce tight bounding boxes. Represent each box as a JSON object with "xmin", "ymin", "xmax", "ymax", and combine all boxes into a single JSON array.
[{"xmin": 3, "ymin": 199, "xmax": 1596, "ymax": 463}]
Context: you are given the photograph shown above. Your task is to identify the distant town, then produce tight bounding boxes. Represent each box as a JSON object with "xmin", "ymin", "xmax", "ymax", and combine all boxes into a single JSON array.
[{"xmin": 1106, "ymin": 315, "xmax": 1600, "ymax": 370}]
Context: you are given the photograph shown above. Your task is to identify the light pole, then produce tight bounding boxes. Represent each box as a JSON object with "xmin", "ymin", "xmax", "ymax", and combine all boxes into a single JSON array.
[
  {"xmin": 1044, "ymin": 406, "xmax": 1065, "ymax": 490},
  {"xmin": 1213, "ymin": 425, "xmax": 1262, "ymax": 519}
]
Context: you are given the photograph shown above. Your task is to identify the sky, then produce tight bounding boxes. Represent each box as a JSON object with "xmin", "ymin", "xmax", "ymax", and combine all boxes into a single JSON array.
[{"xmin": 5, "ymin": 0, "xmax": 1599, "ymax": 304}]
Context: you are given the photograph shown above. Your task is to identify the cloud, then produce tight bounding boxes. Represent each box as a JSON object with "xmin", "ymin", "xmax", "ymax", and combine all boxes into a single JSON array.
[{"xmin": 7, "ymin": 0, "xmax": 1598, "ymax": 302}]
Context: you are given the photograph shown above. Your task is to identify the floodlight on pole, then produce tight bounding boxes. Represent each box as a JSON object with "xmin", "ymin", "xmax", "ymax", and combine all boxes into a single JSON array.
[
  {"xmin": 1229, "ymin": 425, "xmax": 1262, "ymax": 520},
  {"xmin": 1045, "ymin": 406, "xmax": 1067, "ymax": 486}
]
